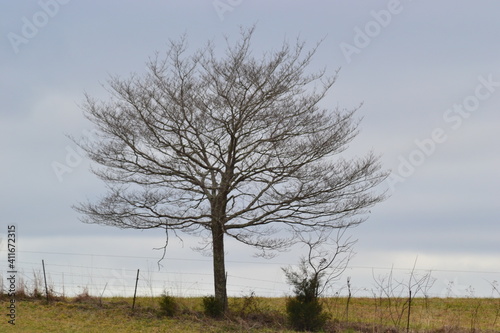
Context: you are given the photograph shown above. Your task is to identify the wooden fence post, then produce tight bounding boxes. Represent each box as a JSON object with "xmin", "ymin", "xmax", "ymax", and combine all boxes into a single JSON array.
[
  {"xmin": 132, "ymin": 269, "xmax": 140, "ymax": 310},
  {"xmin": 42, "ymin": 260, "xmax": 49, "ymax": 303}
]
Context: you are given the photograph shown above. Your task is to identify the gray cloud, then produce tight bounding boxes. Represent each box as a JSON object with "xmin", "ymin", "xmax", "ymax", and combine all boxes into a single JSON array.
[{"xmin": 2, "ymin": 0, "xmax": 499, "ymax": 297}]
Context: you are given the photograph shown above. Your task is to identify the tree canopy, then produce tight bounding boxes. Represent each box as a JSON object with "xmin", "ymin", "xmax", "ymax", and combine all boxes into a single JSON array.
[{"xmin": 75, "ymin": 27, "xmax": 388, "ymax": 310}]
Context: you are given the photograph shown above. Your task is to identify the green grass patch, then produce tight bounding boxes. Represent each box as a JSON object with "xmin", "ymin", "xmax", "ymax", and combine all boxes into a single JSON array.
[{"xmin": 1, "ymin": 295, "xmax": 499, "ymax": 332}]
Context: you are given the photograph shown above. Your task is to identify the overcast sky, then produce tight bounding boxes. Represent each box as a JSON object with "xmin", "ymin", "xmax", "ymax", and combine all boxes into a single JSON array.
[{"xmin": 1, "ymin": 1, "xmax": 499, "ymax": 298}]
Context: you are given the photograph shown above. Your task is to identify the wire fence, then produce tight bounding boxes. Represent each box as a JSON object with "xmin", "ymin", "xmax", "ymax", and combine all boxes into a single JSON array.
[
  {"xmin": 3, "ymin": 250, "xmax": 291, "ymax": 298},
  {"xmin": 2, "ymin": 250, "xmax": 499, "ymax": 299}
]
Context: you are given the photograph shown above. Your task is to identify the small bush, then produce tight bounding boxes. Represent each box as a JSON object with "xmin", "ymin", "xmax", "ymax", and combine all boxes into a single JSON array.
[
  {"xmin": 286, "ymin": 296, "xmax": 329, "ymax": 332},
  {"xmin": 158, "ymin": 293, "xmax": 178, "ymax": 317},
  {"xmin": 284, "ymin": 272, "xmax": 330, "ymax": 331},
  {"xmin": 234, "ymin": 291, "xmax": 259, "ymax": 317},
  {"xmin": 202, "ymin": 295, "xmax": 224, "ymax": 318},
  {"xmin": 73, "ymin": 287, "xmax": 97, "ymax": 304}
]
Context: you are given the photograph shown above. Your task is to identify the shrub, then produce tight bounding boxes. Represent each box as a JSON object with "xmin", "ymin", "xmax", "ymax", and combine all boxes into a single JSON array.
[
  {"xmin": 284, "ymin": 272, "xmax": 330, "ymax": 331},
  {"xmin": 286, "ymin": 296, "xmax": 329, "ymax": 331},
  {"xmin": 236, "ymin": 291, "xmax": 261, "ymax": 317},
  {"xmin": 202, "ymin": 295, "xmax": 224, "ymax": 318},
  {"xmin": 158, "ymin": 293, "xmax": 178, "ymax": 317}
]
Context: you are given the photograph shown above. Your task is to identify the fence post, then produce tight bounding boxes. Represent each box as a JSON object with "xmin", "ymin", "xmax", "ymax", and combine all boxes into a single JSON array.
[
  {"xmin": 132, "ymin": 269, "xmax": 140, "ymax": 310},
  {"xmin": 42, "ymin": 260, "xmax": 49, "ymax": 303},
  {"xmin": 346, "ymin": 276, "xmax": 351, "ymax": 322},
  {"xmin": 406, "ymin": 289, "xmax": 412, "ymax": 333}
]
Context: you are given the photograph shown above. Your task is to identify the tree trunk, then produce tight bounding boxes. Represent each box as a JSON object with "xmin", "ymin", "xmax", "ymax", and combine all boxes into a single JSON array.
[{"xmin": 211, "ymin": 220, "xmax": 228, "ymax": 313}]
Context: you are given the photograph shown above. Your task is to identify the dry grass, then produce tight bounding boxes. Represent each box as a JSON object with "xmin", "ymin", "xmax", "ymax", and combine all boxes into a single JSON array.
[
  {"xmin": 1, "ymin": 295, "xmax": 499, "ymax": 332},
  {"xmin": 323, "ymin": 297, "xmax": 500, "ymax": 332}
]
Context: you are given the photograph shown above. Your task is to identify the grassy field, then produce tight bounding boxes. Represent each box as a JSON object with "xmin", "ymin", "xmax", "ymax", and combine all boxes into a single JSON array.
[{"xmin": 1, "ymin": 295, "xmax": 500, "ymax": 332}]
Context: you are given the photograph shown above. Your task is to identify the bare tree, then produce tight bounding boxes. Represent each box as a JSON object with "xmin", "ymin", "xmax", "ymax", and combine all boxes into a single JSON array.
[
  {"xmin": 282, "ymin": 229, "xmax": 356, "ymax": 300},
  {"xmin": 372, "ymin": 258, "xmax": 435, "ymax": 329},
  {"xmin": 282, "ymin": 230, "xmax": 355, "ymax": 331},
  {"xmin": 74, "ymin": 27, "xmax": 387, "ymax": 311}
]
